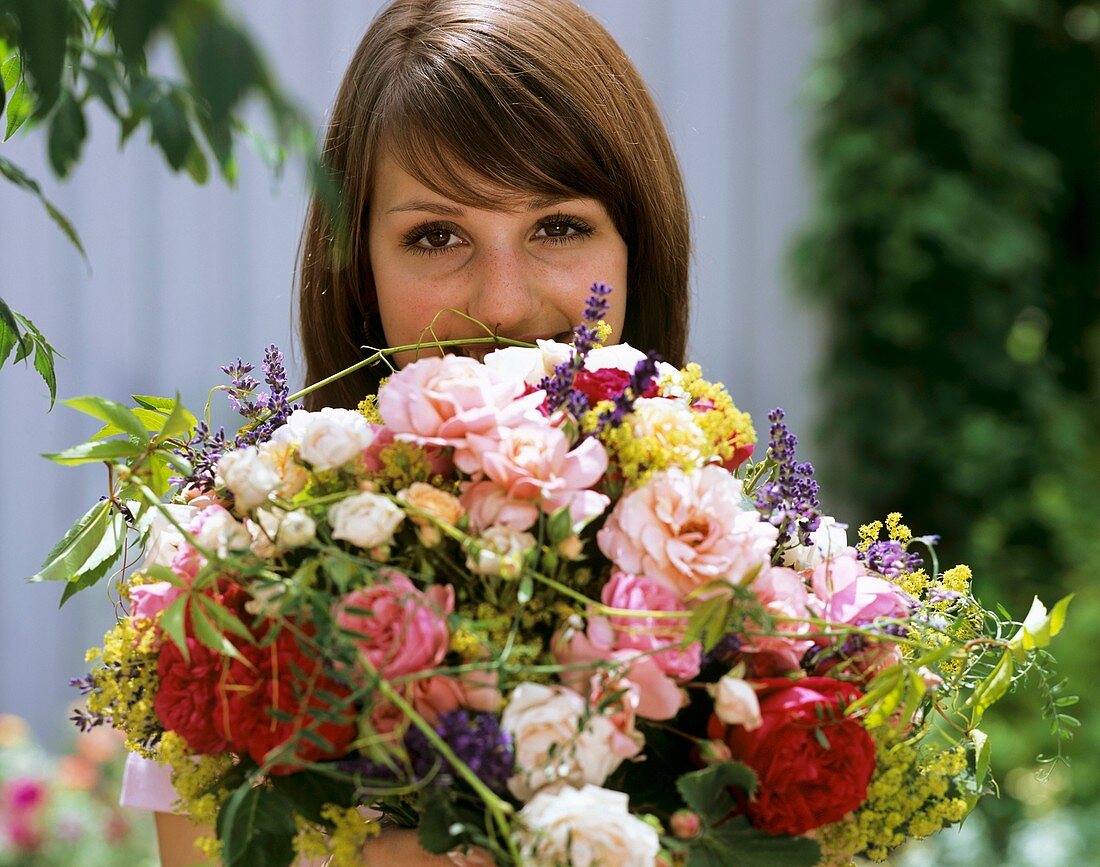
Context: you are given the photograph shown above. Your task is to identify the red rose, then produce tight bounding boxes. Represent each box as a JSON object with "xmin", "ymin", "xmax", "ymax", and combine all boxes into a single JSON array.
[
  {"xmin": 574, "ymin": 367, "xmax": 632, "ymax": 403},
  {"xmin": 219, "ymin": 627, "xmax": 356, "ymax": 773},
  {"xmin": 707, "ymin": 677, "xmax": 875, "ymax": 836},
  {"xmin": 154, "ymin": 637, "xmax": 233, "ymax": 755}
]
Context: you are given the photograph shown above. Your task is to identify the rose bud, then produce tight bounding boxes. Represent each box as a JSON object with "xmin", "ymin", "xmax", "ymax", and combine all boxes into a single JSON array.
[
  {"xmin": 670, "ymin": 810, "xmax": 701, "ymax": 839},
  {"xmin": 697, "ymin": 738, "xmax": 732, "ymax": 765}
]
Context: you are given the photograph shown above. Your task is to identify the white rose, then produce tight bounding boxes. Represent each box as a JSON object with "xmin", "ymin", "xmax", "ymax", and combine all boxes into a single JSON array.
[
  {"xmin": 584, "ymin": 343, "xmax": 647, "ymax": 373},
  {"xmin": 217, "ymin": 446, "xmax": 281, "ymax": 512},
  {"xmin": 250, "ymin": 508, "xmax": 316, "ymax": 557},
  {"xmin": 193, "ymin": 507, "xmax": 251, "ymax": 558},
  {"xmin": 516, "ymin": 784, "xmax": 661, "ymax": 867},
  {"xmin": 655, "ymin": 361, "xmax": 687, "ymax": 398},
  {"xmin": 283, "ymin": 407, "xmax": 375, "ymax": 471},
  {"xmin": 482, "ymin": 340, "xmax": 573, "ymax": 388},
  {"xmin": 466, "ymin": 526, "xmax": 536, "ymax": 579},
  {"xmin": 780, "ymin": 516, "xmax": 849, "ymax": 571},
  {"xmin": 257, "ymin": 438, "xmax": 310, "ymax": 498},
  {"xmin": 501, "ymin": 683, "xmax": 629, "ymax": 802},
  {"xmin": 137, "ymin": 503, "xmax": 198, "ymax": 568},
  {"xmin": 328, "ymin": 492, "xmax": 404, "ymax": 549},
  {"xmin": 709, "ymin": 674, "xmax": 762, "ymax": 730}
]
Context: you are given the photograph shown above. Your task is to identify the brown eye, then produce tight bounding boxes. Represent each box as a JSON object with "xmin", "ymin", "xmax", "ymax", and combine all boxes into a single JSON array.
[
  {"xmin": 423, "ymin": 228, "xmax": 454, "ymax": 248},
  {"xmin": 534, "ymin": 213, "xmax": 594, "ymax": 244}
]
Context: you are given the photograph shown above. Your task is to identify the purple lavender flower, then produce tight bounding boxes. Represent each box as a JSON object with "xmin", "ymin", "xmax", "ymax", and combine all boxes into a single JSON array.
[
  {"xmin": 540, "ymin": 282, "xmax": 613, "ymax": 415},
  {"xmin": 754, "ymin": 408, "xmax": 821, "ymax": 547},
  {"xmin": 405, "ymin": 710, "xmax": 514, "ymax": 795},
  {"xmin": 174, "ymin": 344, "xmax": 302, "ymax": 490},
  {"xmin": 859, "ymin": 539, "xmax": 924, "ymax": 580}
]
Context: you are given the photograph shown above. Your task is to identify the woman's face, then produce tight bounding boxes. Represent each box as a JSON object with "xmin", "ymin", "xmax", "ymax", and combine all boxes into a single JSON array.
[{"xmin": 367, "ymin": 151, "xmax": 628, "ymax": 366}]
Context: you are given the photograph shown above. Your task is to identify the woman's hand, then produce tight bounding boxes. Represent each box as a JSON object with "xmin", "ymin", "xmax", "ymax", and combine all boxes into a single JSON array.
[
  {"xmin": 154, "ymin": 812, "xmax": 213, "ymax": 866},
  {"xmin": 361, "ymin": 827, "xmax": 455, "ymax": 864}
]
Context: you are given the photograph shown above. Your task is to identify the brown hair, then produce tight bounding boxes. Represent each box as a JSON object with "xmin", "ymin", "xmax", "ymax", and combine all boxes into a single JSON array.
[{"xmin": 296, "ymin": 0, "xmax": 690, "ymax": 410}]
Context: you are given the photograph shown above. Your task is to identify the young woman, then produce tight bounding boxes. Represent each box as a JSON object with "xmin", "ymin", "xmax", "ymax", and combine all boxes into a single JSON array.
[{"xmin": 136, "ymin": 0, "xmax": 691, "ymax": 862}]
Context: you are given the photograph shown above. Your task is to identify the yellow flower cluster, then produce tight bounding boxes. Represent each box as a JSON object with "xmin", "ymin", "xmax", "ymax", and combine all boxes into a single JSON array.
[
  {"xmin": 857, "ymin": 521, "xmax": 882, "ymax": 553},
  {"xmin": 84, "ymin": 619, "xmax": 161, "ymax": 756},
  {"xmin": 678, "ymin": 363, "xmax": 756, "ymax": 463},
  {"xmin": 370, "ymin": 440, "xmax": 444, "ymax": 491},
  {"xmin": 585, "ymin": 365, "xmax": 754, "ymax": 487},
  {"xmin": 301, "ymin": 468, "xmax": 346, "ymax": 498},
  {"xmin": 593, "ymin": 319, "xmax": 613, "ymax": 346},
  {"xmin": 157, "ymin": 731, "xmax": 234, "ymax": 859},
  {"xmin": 815, "ymin": 729, "xmax": 971, "ymax": 864},
  {"xmin": 358, "ymin": 393, "xmax": 382, "ymax": 424},
  {"xmin": 322, "ymin": 804, "xmax": 382, "ymax": 866},
  {"xmin": 884, "ymin": 512, "xmax": 912, "ymax": 544}
]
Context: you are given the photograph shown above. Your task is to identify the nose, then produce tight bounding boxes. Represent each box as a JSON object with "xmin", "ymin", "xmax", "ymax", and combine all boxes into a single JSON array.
[{"xmin": 464, "ymin": 242, "xmax": 543, "ymax": 337}]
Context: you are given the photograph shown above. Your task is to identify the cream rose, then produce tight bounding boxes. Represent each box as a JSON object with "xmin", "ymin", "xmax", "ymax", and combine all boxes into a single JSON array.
[
  {"xmin": 250, "ymin": 508, "xmax": 316, "ymax": 557},
  {"xmin": 282, "ymin": 407, "xmax": 375, "ymax": 471},
  {"xmin": 710, "ymin": 674, "xmax": 762, "ymax": 730},
  {"xmin": 258, "ymin": 438, "xmax": 310, "ymax": 499},
  {"xmin": 328, "ymin": 492, "xmax": 404, "ymax": 549},
  {"xmin": 501, "ymin": 683, "xmax": 634, "ymax": 802},
  {"xmin": 465, "ymin": 526, "xmax": 536, "ymax": 579},
  {"xmin": 516, "ymin": 784, "xmax": 661, "ymax": 866},
  {"xmin": 216, "ymin": 446, "xmax": 281, "ymax": 512},
  {"xmin": 141, "ymin": 503, "xmax": 198, "ymax": 568},
  {"xmin": 780, "ymin": 515, "xmax": 849, "ymax": 571},
  {"xmin": 192, "ymin": 506, "xmax": 251, "ymax": 558}
]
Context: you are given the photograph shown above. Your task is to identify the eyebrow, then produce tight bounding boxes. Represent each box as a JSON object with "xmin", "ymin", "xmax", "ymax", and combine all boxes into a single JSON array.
[{"xmin": 386, "ymin": 195, "xmax": 575, "ymax": 216}]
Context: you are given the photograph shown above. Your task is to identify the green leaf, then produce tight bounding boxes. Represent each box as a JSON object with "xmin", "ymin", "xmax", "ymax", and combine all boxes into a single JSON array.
[
  {"xmin": 47, "ymin": 91, "xmax": 87, "ymax": 178},
  {"xmin": 416, "ymin": 791, "xmax": 466, "ymax": 855},
  {"xmin": 4, "ymin": 80, "xmax": 32, "ymax": 140},
  {"xmin": 546, "ymin": 505, "xmax": 573, "ymax": 545},
  {"xmin": 31, "ymin": 330, "xmax": 58, "ymax": 406},
  {"xmin": 0, "ymin": 155, "xmax": 87, "ymax": 260},
  {"xmin": 31, "ymin": 501, "xmax": 125, "ymax": 584},
  {"xmin": 82, "ymin": 61, "xmax": 120, "ymax": 118},
  {"xmin": 686, "ymin": 817, "xmax": 821, "ymax": 867},
  {"xmin": 0, "ymin": 296, "xmax": 28, "ymax": 366},
  {"xmin": 64, "ymin": 395, "xmax": 151, "ymax": 442},
  {"xmin": 157, "ymin": 392, "xmax": 197, "ymax": 439},
  {"xmin": 968, "ymin": 649, "xmax": 1014, "ymax": 726},
  {"xmin": 686, "ymin": 592, "xmax": 733, "ymax": 652},
  {"xmin": 269, "ymin": 772, "xmax": 356, "ymax": 826},
  {"xmin": 59, "ymin": 554, "xmax": 118, "ymax": 607},
  {"xmin": 149, "ymin": 90, "xmax": 193, "ymax": 171},
  {"xmin": 195, "ymin": 594, "xmax": 254, "ymax": 642},
  {"xmin": 161, "ymin": 594, "xmax": 189, "ymax": 659},
  {"xmin": 179, "ymin": 13, "xmax": 263, "ymax": 125},
  {"xmin": 0, "ymin": 54, "xmax": 19, "ymax": 93},
  {"xmin": 190, "ymin": 597, "xmax": 248, "ymax": 663},
  {"xmin": 111, "ymin": 0, "xmax": 178, "ymax": 65},
  {"xmin": 44, "ymin": 438, "xmax": 145, "ymax": 465},
  {"xmin": 183, "ymin": 140, "xmax": 209, "ymax": 183},
  {"xmin": 971, "ymin": 729, "xmax": 991, "ymax": 790},
  {"xmin": 216, "ymin": 784, "xmax": 297, "ymax": 867},
  {"xmin": 8, "ymin": 0, "xmax": 71, "ymax": 115},
  {"xmin": 677, "ymin": 761, "xmax": 758, "ymax": 826}
]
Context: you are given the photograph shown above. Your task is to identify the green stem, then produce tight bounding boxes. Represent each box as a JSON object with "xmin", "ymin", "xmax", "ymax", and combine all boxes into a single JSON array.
[{"xmin": 362, "ymin": 653, "xmax": 520, "ymax": 859}]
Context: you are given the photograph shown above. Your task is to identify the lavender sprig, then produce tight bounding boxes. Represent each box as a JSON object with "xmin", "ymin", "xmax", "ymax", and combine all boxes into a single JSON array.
[
  {"xmin": 754, "ymin": 408, "xmax": 821, "ymax": 547},
  {"xmin": 859, "ymin": 539, "xmax": 924, "ymax": 580},
  {"xmin": 174, "ymin": 345, "xmax": 302, "ymax": 489},
  {"xmin": 540, "ymin": 281, "xmax": 613, "ymax": 415},
  {"xmin": 406, "ymin": 710, "xmax": 514, "ymax": 795}
]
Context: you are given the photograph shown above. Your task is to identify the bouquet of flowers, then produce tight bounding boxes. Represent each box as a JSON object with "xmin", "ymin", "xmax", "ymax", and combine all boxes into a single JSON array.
[{"xmin": 44, "ymin": 285, "xmax": 1073, "ymax": 865}]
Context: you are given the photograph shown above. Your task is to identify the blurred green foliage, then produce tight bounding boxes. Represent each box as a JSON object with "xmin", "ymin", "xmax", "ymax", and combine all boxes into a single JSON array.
[
  {"xmin": 794, "ymin": 0, "xmax": 1100, "ymax": 853},
  {"xmin": 0, "ymin": 0, "xmax": 318, "ymax": 403}
]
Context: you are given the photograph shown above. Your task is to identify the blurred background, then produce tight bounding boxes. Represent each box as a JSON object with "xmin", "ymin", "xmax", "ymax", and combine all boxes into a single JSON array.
[{"xmin": 0, "ymin": 0, "xmax": 1095, "ymax": 863}]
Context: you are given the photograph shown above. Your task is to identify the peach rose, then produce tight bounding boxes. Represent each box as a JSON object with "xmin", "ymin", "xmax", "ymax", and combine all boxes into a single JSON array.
[{"xmin": 597, "ymin": 466, "xmax": 778, "ymax": 597}]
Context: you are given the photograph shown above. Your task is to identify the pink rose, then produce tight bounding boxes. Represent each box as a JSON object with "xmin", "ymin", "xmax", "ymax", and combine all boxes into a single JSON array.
[
  {"xmin": 458, "ymin": 421, "xmax": 609, "ymax": 531},
  {"xmin": 597, "ymin": 466, "xmax": 778, "ymax": 597},
  {"xmin": 129, "ymin": 581, "xmax": 182, "ymax": 622},
  {"xmin": 808, "ymin": 553, "xmax": 914, "ymax": 625},
  {"xmin": 410, "ymin": 670, "xmax": 502, "ymax": 726},
  {"xmin": 377, "ymin": 355, "xmax": 542, "ymax": 446},
  {"xmin": 334, "ymin": 572, "xmax": 453, "ymax": 678},
  {"xmin": 552, "ymin": 619, "xmax": 686, "ymax": 720},
  {"xmin": 601, "ymin": 572, "xmax": 701, "ymax": 680},
  {"xmin": 740, "ymin": 567, "xmax": 815, "ymax": 675}
]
